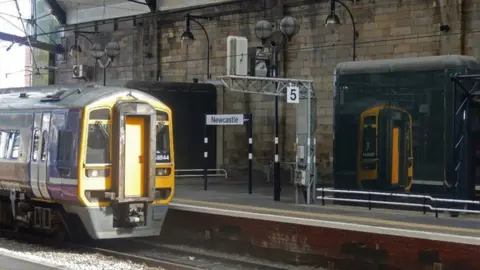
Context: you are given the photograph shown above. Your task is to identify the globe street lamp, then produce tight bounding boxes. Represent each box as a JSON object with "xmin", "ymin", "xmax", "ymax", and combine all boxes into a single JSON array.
[
  {"xmin": 325, "ymin": 0, "xmax": 358, "ymax": 61},
  {"xmin": 89, "ymin": 41, "xmax": 121, "ymax": 86},
  {"xmin": 254, "ymin": 16, "xmax": 300, "ymax": 202},
  {"xmin": 279, "ymin": 16, "xmax": 300, "ymax": 41},
  {"xmin": 181, "ymin": 13, "xmax": 213, "ymax": 79}
]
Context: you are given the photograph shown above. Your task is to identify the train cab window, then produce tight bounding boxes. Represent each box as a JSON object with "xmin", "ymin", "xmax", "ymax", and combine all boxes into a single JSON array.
[
  {"xmin": 86, "ymin": 122, "xmax": 110, "ymax": 164},
  {"xmin": 156, "ymin": 111, "xmax": 170, "ymax": 163},
  {"xmin": 40, "ymin": 130, "xmax": 48, "ymax": 162},
  {"xmin": 362, "ymin": 116, "xmax": 377, "ymax": 159},
  {"xmin": 156, "ymin": 124, "xmax": 170, "ymax": 162},
  {"xmin": 89, "ymin": 109, "xmax": 110, "ymax": 120},
  {"xmin": 32, "ymin": 129, "xmax": 40, "ymax": 161},
  {"xmin": 57, "ymin": 131, "xmax": 73, "ymax": 161},
  {"xmin": 156, "ymin": 111, "xmax": 169, "ymax": 121}
]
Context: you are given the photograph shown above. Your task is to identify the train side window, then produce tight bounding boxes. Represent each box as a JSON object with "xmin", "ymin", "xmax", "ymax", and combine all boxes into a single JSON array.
[
  {"xmin": 5, "ymin": 132, "xmax": 14, "ymax": 158},
  {"xmin": 89, "ymin": 109, "xmax": 110, "ymax": 120},
  {"xmin": 40, "ymin": 130, "xmax": 48, "ymax": 162},
  {"xmin": 32, "ymin": 129, "xmax": 40, "ymax": 161},
  {"xmin": 0, "ymin": 131, "xmax": 21, "ymax": 160},
  {"xmin": 57, "ymin": 130, "xmax": 73, "ymax": 161},
  {"xmin": 10, "ymin": 132, "xmax": 20, "ymax": 159},
  {"xmin": 0, "ymin": 131, "xmax": 8, "ymax": 158}
]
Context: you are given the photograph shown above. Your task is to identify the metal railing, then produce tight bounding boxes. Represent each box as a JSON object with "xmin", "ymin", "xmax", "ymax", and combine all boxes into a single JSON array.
[
  {"xmin": 316, "ymin": 188, "xmax": 480, "ymax": 217},
  {"xmin": 175, "ymin": 169, "xmax": 228, "ymax": 179}
]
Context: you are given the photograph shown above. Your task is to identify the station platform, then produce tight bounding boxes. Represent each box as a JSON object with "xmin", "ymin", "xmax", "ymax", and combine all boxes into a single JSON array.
[
  {"xmin": 159, "ymin": 177, "xmax": 480, "ymax": 269},
  {"xmin": 170, "ymin": 178, "xmax": 480, "ymax": 245},
  {"xmin": 0, "ymin": 251, "xmax": 60, "ymax": 270}
]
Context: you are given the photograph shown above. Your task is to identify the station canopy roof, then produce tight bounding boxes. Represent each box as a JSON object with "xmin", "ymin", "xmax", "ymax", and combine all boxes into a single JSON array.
[
  {"xmin": 57, "ymin": 0, "xmax": 238, "ymax": 25},
  {"xmin": 0, "ymin": 0, "xmax": 237, "ymax": 53}
]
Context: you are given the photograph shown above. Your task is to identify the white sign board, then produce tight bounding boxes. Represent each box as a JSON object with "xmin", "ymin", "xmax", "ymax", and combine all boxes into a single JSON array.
[
  {"xmin": 206, "ymin": 114, "xmax": 244, "ymax": 125},
  {"xmin": 286, "ymin": 86, "xmax": 300, "ymax": 104}
]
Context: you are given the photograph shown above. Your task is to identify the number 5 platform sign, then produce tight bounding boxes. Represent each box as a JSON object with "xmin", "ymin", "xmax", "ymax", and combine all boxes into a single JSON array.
[{"xmin": 286, "ymin": 85, "xmax": 300, "ymax": 104}]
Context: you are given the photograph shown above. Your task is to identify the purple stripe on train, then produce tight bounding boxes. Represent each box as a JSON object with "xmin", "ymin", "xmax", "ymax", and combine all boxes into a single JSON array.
[
  {"xmin": 46, "ymin": 109, "xmax": 81, "ymax": 202},
  {"xmin": 48, "ymin": 184, "xmax": 77, "ymax": 201}
]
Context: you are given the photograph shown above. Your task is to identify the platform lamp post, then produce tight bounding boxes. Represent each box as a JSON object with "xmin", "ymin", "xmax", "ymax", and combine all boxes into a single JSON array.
[
  {"xmin": 89, "ymin": 42, "xmax": 120, "ymax": 86},
  {"xmin": 254, "ymin": 16, "xmax": 300, "ymax": 202},
  {"xmin": 325, "ymin": 0, "xmax": 358, "ymax": 61},
  {"xmin": 181, "ymin": 13, "xmax": 213, "ymax": 80}
]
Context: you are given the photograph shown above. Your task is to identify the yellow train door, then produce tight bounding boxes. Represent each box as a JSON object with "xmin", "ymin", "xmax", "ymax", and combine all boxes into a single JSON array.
[
  {"xmin": 381, "ymin": 108, "xmax": 411, "ymax": 189},
  {"xmin": 124, "ymin": 116, "xmax": 145, "ymax": 197}
]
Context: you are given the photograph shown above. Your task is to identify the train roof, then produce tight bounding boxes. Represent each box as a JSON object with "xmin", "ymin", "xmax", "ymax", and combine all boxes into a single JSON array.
[
  {"xmin": 335, "ymin": 55, "xmax": 480, "ymax": 75},
  {"xmin": 0, "ymin": 84, "xmax": 166, "ymax": 110}
]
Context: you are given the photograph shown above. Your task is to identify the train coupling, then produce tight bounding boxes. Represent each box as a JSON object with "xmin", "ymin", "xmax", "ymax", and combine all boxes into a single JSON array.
[{"xmin": 112, "ymin": 203, "xmax": 146, "ymax": 228}]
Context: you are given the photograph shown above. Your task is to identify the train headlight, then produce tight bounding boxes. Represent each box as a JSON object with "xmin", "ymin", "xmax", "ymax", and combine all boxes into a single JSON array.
[
  {"xmin": 85, "ymin": 169, "xmax": 110, "ymax": 178},
  {"xmin": 156, "ymin": 168, "xmax": 171, "ymax": 176}
]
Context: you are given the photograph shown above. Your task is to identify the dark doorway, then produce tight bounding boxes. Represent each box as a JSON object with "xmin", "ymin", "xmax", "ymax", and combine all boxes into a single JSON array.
[{"xmin": 124, "ymin": 81, "xmax": 217, "ymax": 170}]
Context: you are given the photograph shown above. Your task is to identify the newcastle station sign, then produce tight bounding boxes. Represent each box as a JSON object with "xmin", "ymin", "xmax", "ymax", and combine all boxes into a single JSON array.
[{"xmin": 206, "ymin": 114, "xmax": 244, "ymax": 125}]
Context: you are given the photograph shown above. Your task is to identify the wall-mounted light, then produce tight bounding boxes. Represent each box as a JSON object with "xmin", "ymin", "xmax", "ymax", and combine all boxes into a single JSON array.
[
  {"xmin": 180, "ymin": 13, "xmax": 213, "ymax": 79},
  {"xmin": 180, "ymin": 15, "xmax": 195, "ymax": 46},
  {"xmin": 69, "ymin": 31, "xmax": 95, "ymax": 62},
  {"xmin": 439, "ymin": 25, "xmax": 450, "ymax": 32},
  {"xmin": 69, "ymin": 44, "xmax": 82, "ymax": 58},
  {"xmin": 325, "ymin": 0, "xmax": 358, "ymax": 61}
]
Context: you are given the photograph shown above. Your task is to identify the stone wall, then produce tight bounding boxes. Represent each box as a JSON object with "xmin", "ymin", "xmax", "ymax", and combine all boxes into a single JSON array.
[{"xmin": 55, "ymin": 0, "xmax": 475, "ymax": 176}]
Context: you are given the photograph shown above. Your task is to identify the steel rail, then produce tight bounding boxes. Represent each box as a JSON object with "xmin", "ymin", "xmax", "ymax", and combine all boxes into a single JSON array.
[{"xmin": 0, "ymin": 228, "xmax": 202, "ymax": 270}]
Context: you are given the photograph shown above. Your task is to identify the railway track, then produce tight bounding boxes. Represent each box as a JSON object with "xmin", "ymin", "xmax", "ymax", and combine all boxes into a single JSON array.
[
  {"xmin": 80, "ymin": 245, "xmax": 203, "ymax": 270},
  {"xmin": 92, "ymin": 238, "xmax": 293, "ymax": 270},
  {"xmin": 0, "ymin": 228, "xmax": 293, "ymax": 269},
  {"xmin": 0, "ymin": 229, "xmax": 205, "ymax": 269}
]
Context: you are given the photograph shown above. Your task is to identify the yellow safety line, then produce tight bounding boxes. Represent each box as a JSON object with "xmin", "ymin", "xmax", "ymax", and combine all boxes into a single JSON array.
[{"xmin": 173, "ymin": 198, "xmax": 480, "ymax": 235}]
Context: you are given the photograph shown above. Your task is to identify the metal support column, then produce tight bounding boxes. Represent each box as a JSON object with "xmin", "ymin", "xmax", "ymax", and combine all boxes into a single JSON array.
[
  {"xmin": 247, "ymin": 113, "xmax": 253, "ymax": 194},
  {"xmin": 203, "ymin": 117, "xmax": 209, "ymax": 191},
  {"xmin": 273, "ymin": 47, "xmax": 281, "ymax": 201}
]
